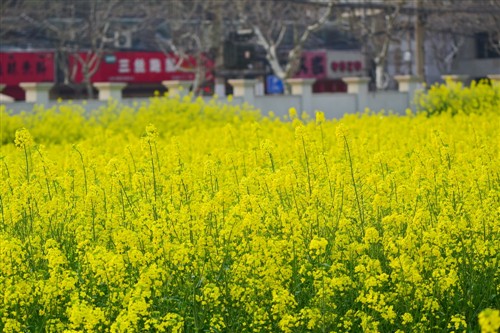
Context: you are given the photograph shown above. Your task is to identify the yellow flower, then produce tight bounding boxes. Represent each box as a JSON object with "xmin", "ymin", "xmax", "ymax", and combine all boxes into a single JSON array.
[
  {"xmin": 363, "ymin": 227, "xmax": 380, "ymax": 244},
  {"xmin": 479, "ymin": 308, "xmax": 500, "ymax": 333},
  {"xmin": 145, "ymin": 123, "xmax": 159, "ymax": 139},
  {"xmin": 3, "ymin": 318, "xmax": 23, "ymax": 332},
  {"xmin": 402, "ymin": 313, "xmax": 413, "ymax": 325},
  {"xmin": 1, "ymin": 81, "xmax": 499, "ymax": 333},
  {"xmin": 309, "ymin": 237, "xmax": 328, "ymax": 256},
  {"xmin": 315, "ymin": 111, "xmax": 325, "ymax": 125},
  {"xmin": 335, "ymin": 123, "xmax": 347, "ymax": 139},
  {"xmin": 14, "ymin": 128, "xmax": 33, "ymax": 148}
]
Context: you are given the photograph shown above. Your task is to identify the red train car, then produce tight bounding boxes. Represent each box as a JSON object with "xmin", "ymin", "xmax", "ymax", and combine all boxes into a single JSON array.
[
  {"xmin": 0, "ymin": 51, "xmax": 55, "ymax": 100},
  {"xmin": 0, "ymin": 50, "xmax": 214, "ymax": 100}
]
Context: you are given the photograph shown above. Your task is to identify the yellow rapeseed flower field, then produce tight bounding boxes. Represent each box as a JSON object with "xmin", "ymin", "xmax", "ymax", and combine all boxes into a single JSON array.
[{"xmin": 0, "ymin": 85, "xmax": 499, "ymax": 332}]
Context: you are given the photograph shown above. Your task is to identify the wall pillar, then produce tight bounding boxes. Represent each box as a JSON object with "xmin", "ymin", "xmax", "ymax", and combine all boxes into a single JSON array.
[
  {"xmin": 286, "ymin": 78, "xmax": 316, "ymax": 114},
  {"xmin": 255, "ymin": 77, "xmax": 265, "ymax": 97},
  {"xmin": 343, "ymin": 76, "xmax": 370, "ymax": 112},
  {"xmin": 441, "ymin": 74, "xmax": 469, "ymax": 84},
  {"xmin": 487, "ymin": 74, "xmax": 500, "ymax": 83},
  {"xmin": 162, "ymin": 80, "xmax": 191, "ymax": 98},
  {"xmin": 214, "ymin": 77, "xmax": 226, "ymax": 97},
  {"xmin": 20, "ymin": 82, "xmax": 53, "ymax": 104},
  {"xmin": 228, "ymin": 79, "xmax": 256, "ymax": 106},
  {"xmin": 394, "ymin": 75, "xmax": 423, "ymax": 110},
  {"xmin": 94, "ymin": 82, "xmax": 126, "ymax": 101}
]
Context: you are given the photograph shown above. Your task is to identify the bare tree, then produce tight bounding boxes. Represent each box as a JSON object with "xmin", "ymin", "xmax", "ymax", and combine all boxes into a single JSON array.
[
  {"xmin": 341, "ymin": 0, "xmax": 406, "ymax": 90},
  {"xmin": 484, "ymin": 0, "xmax": 500, "ymax": 54},
  {"xmin": 142, "ymin": 0, "xmax": 230, "ymax": 94},
  {"xmin": 5, "ymin": 0, "xmax": 339, "ymax": 93},
  {"xmin": 0, "ymin": 0, "xmax": 24, "ymax": 43},
  {"xmin": 120, "ymin": 0, "xmax": 338, "ymax": 91},
  {"xmin": 423, "ymin": 0, "xmax": 500, "ymax": 76},
  {"xmin": 56, "ymin": 0, "xmax": 145, "ymax": 98},
  {"xmin": 423, "ymin": 0, "xmax": 467, "ymax": 76},
  {"xmin": 428, "ymin": 31, "xmax": 464, "ymax": 75},
  {"xmin": 67, "ymin": 0, "xmax": 118, "ymax": 98},
  {"xmin": 1, "ymin": 0, "xmax": 145, "ymax": 98},
  {"xmin": 12, "ymin": 2, "xmax": 79, "ymax": 84},
  {"xmin": 1, "ymin": 0, "xmax": 81, "ymax": 92},
  {"xmin": 233, "ymin": 0, "xmax": 337, "ymax": 80}
]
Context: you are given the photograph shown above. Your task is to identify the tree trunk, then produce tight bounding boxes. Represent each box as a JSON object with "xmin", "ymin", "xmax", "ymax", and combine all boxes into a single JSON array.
[
  {"xmin": 375, "ymin": 58, "xmax": 386, "ymax": 90},
  {"xmin": 85, "ymin": 80, "xmax": 94, "ymax": 99},
  {"xmin": 83, "ymin": 68, "xmax": 94, "ymax": 99},
  {"xmin": 192, "ymin": 52, "xmax": 203, "ymax": 94},
  {"xmin": 267, "ymin": 52, "xmax": 286, "ymax": 80}
]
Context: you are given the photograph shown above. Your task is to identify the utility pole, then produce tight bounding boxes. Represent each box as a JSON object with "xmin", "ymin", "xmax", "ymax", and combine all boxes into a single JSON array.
[{"xmin": 415, "ymin": 0, "xmax": 425, "ymax": 82}]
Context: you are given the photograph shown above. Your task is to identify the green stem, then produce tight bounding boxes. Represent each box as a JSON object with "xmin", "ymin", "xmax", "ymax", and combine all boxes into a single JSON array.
[
  {"xmin": 35, "ymin": 148, "xmax": 52, "ymax": 200},
  {"xmin": 23, "ymin": 145, "xmax": 30, "ymax": 184},
  {"xmin": 344, "ymin": 136, "xmax": 365, "ymax": 234},
  {"xmin": 149, "ymin": 142, "xmax": 157, "ymax": 202},
  {"xmin": 73, "ymin": 146, "xmax": 88, "ymax": 195},
  {"xmin": 302, "ymin": 137, "xmax": 312, "ymax": 196}
]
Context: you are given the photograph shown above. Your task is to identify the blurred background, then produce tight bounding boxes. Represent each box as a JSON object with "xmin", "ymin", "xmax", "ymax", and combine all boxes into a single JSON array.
[{"xmin": 1, "ymin": 0, "xmax": 499, "ymax": 100}]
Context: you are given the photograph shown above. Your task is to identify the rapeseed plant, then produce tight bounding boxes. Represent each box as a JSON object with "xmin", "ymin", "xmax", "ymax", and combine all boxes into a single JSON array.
[{"xmin": 0, "ymin": 88, "xmax": 498, "ymax": 332}]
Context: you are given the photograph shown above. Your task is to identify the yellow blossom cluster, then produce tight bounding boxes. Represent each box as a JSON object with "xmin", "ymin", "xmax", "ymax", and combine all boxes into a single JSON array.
[{"xmin": 0, "ymin": 90, "xmax": 499, "ymax": 332}]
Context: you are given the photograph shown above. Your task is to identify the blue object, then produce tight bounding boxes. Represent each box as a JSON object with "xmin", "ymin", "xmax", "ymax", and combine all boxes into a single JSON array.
[{"xmin": 266, "ymin": 75, "xmax": 284, "ymax": 94}]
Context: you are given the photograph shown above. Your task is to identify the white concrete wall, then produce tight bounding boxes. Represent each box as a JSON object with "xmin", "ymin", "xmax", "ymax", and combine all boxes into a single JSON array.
[
  {"xmin": 1, "ymin": 98, "xmax": 151, "ymax": 116},
  {"xmin": 312, "ymin": 93, "xmax": 357, "ymax": 118},
  {"xmin": 254, "ymin": 95, "xmax": 302, "ymax": 118},
  {"xmin": 201, "ymin": 96, "xmax": 244, "ymax": 105},
  {"xmin": 366, "ymin": 92, "xmax": 409, "ymax": 114},
  {"xmin": 3, "ymin": 93, "xmax": 408, "ymax": 120},
  {"xmin": 453, "ymin": 58, "xmax": 500, "ymax": 78},
  {"xmin": 2, "ymin": 96, "xmax": 251, "ymax": 116},
  {"xmin": 4, "ymin": 78, "xmax": 423, "ymax": 119}
]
